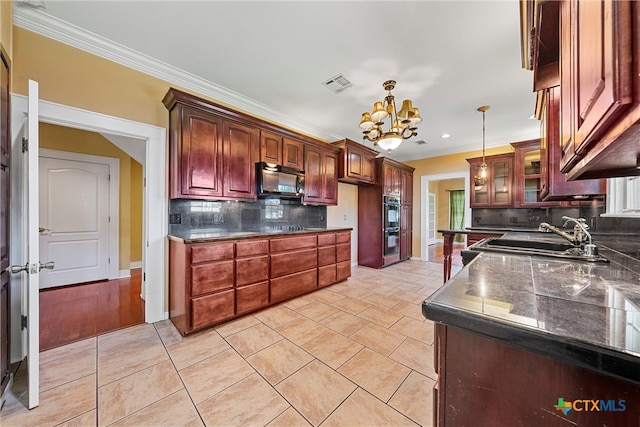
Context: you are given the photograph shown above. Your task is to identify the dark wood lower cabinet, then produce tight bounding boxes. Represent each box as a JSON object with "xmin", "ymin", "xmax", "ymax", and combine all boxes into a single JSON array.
[
  {"xmin": 169, "ymin": 230, "xmax": 351, "ymax": 335},
  {"xmin": 434, "ymin": 324, "xmax": 640, "ymax": 426}
]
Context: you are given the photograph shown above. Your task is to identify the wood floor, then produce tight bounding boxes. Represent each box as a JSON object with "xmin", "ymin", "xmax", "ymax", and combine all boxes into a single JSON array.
[
  {"xmin": 427, "ymin": 242, "xmax": 465, "ymax": 266},
  {"xmin": 39, "ymin": 269, "xmax": 144, "ymax": 351}
]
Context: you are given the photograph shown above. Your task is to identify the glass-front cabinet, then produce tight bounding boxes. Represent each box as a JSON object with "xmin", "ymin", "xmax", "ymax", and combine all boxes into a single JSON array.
[
  {"xmin": 512, "ymin": 140, "xmax": 563, "ymax": 208},
  {"xmin": 467, "ymin": 153, "xmax": 513, "ymax": 207}
]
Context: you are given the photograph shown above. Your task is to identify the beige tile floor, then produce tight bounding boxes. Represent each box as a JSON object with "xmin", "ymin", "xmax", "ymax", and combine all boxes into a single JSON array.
[{"xmin": 1, "ymin": 260, "xmax": 450, "ymax": 427}]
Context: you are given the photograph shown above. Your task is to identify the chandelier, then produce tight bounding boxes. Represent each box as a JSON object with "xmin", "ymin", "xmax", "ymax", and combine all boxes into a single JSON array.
[
  {"xmin": 475, "ymin": 105, "xmax": 490, "ymax": 186},
  {"xmin": 358, "ymin": 80, "xmax": 422, "ymax": 153}
]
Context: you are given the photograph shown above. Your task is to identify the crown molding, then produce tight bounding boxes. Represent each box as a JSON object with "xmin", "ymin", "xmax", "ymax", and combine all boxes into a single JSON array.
[{"xmin": 13, "ymin": 6, "xmax": 342, "ymax": 142}]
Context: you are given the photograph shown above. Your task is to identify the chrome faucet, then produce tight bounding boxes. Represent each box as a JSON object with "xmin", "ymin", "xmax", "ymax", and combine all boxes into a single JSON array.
[
  {"xmin": 538, "ymin": 216, "xmax": 599, "ymax": 258},
  {"xmin": 561, "ymin": 216, "xmax": 592, "ymax": 246}
]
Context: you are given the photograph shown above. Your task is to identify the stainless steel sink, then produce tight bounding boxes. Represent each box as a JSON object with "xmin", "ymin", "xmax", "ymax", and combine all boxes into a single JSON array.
[{"xmin": 471, "ymin": 238, "xmax": 609, "ymax": 263}]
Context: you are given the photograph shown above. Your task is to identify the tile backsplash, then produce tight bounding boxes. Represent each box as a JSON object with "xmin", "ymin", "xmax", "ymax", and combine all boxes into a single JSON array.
[{"xmin": 169, "ymin": 198, "xmax": 327, "ymax": 235}]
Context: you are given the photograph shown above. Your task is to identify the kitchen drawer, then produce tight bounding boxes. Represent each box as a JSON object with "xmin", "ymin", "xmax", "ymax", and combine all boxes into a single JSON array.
[
  {"xmin": 191, "ymin": 242, "xmax": 234, "ymax": 264},
  {"xmin": 318, "ymin": 233, "xmax": 336, "ymax": 246},
  {"xmin": 318, "ymin": 245, "xmax": 336, "ymax": 267},
  {"xmin": 191, "ymin": 260, "xmax": 234, "ymax": 296},
  {"xmin": 336, "ymin": 243, "xmax": 350, "ymax": 263},
  {"xmin": 270, "ymin": 248, "xmax": 317, "ymax": 278},
  {"xmin": 235, "ymin": 255, "xmax": 269, "ymax": 287},
  {"xmin": 318, "ymin": 264, "xmax": 337, "ymax": 287},
  {"xmin": 337, "ymin": 260, "xmax": 351, "ymax": 282},
  {"xmin": 270, "ymin": 235, "xmax": 317, "ymax": 253},
  {"xmin": 236, "ymin": 281, "xmax": 269, "ymax": 315},
  {"xmin": 270, "ymin": 269, "xmax": 317, "ymax": 303},
  {"xmin": 336, "ymin": 231, "xmax": 351, "ymax": 244},
  {"xmin": 191, "ymin": 289, "xmax": 235, "ymax": 329},
  {"xmin": 236, "ymin": 239, "xmax": 269, "ymax": 257}
]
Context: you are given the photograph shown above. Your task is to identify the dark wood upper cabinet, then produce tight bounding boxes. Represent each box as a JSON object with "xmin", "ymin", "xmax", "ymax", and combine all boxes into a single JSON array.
[
  {"xmin": 526, "ymin": 0, "xmax": 638, "ymax": 180},
  {"xmin": 260, "ymin": 131, "xmax": 304, "ymax": 171},
  {"xmin": 283, "ymin": 137, "xmax": 304, "ymax": 171},
  {"xmin": 512, "ymin": 139, "xmax": 563, "ymax": 207},
  {"xmin": 260, "ymin": 131, "xmax": 282, "ymax": 165},
  {"xmin": 332, "ymin": 138, "xmax": 378, "ymax": 185},
  {"xmin": 539, "ymin": 86, "xmax": 606, "ymax": 201},
  {"xmin": 223, "ymin": 121, "xmax": 259, "ymax": 199},
  {"xmin": 303, "ymin": 143, "xmax": 339, "ymax": 206},
  {"xmin": 172, "ymin": 105, "xmax": 224, "ymax": 199},
  {"xmin": 467, "ymin": 153, "xmax": 514, "ymax": 208},
  {"xmin": 164, "ymin": 88, "xmax": 328, "ymax": 201},
  {"xmin": 379, "ymin": 158, "xmax": 401, "ymax": 196}
]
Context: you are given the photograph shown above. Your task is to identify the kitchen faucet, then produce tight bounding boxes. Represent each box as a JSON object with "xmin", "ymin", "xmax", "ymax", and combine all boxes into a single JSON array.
[{"xmin": 538, "ymin": 216, "xmax": 599, "ymax": 258}]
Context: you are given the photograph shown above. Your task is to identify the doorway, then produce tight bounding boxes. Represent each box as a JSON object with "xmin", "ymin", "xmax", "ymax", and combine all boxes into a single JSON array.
[
  {"xmin": 420, "ymin": 172, "xmax": 471, "ymax": 262},
  {"xmin": 9, "ymin": 94, "xmax": 166, "ymax": 365}
]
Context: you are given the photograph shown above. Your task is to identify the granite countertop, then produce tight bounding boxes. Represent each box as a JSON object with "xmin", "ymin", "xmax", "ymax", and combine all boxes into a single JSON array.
[
  {"xmin": 168, "ymin": 227, "xmax": 353, "ymax": 244},
  {"xmin": 423, "ymin": 231, "xmax": 640, "ymax": 384}
]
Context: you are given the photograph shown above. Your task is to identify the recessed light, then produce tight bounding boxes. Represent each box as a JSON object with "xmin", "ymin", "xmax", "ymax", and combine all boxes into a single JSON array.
[{"xmin": 440, "ymin": 133, "xmax": 450, "ymax": 139}]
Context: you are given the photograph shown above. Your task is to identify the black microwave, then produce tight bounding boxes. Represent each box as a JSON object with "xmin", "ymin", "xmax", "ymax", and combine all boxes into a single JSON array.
[{"xmin": 256, "ymin": 162, "xmax": 305, "ymax": 198}]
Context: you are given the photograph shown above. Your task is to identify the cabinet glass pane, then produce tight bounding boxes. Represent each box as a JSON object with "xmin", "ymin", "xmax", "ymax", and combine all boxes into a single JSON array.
[
  {"xmin": 474, "ymin": 182, "xmax": 489, "ymax": 204},
  {"xmin": 524, "ymin": 150, "xmax": 541, "ymax": 175},
  {"xmin": 524, "ymin": 178, "xmax": 540, "ymax": 203},
  {"xmin": 493, "ymin": 162, "xmax": 510, "ymax": 196}
]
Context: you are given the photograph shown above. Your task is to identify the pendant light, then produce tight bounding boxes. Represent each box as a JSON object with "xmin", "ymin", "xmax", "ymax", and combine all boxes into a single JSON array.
[{"xmin": 475, "ymin": 105, "xmax": 490, "ymax": 186}]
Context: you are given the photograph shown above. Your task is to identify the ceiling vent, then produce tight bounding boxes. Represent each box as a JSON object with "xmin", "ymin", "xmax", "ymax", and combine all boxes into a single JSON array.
[
  {"xmin": 413, "ymin": 139, "xmax": 427, "ymax": 145},
  {"xmin": 323, "ymin": 74, "xmax": 352, "ymax": 94}
]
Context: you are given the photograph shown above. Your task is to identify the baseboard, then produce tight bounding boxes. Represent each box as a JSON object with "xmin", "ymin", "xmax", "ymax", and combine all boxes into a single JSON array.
[
  {"xmin": 119, "ymin": 269, "xmax": 132, "ymax": 279},
  {"xmin": 410, "ymin": 256, "xmax": 422, "ymax": 261},
  {"xmin": 130, "ymin": 261, "xmax": 142, "ymax": 269}
]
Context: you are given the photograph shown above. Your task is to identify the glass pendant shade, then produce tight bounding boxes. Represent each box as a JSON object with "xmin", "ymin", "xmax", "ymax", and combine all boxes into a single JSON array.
[{"xmin": 377, "ymin": 134, "xmax": 403, "ymax": 152}]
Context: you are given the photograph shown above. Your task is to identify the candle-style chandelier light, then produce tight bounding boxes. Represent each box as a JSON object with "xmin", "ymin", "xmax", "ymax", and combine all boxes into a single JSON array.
[{"xmin": 358, "ymin": 80, "xmax": 422, "ymax": 153}]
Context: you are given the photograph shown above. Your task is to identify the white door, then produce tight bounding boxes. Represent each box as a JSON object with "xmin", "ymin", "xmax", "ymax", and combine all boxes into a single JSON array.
[
  {"xmin": 9, "ymin": 80, "xmax": 43, "ymax": 409},
  {"xmin": 427, "ymin": 192, "xmax": 437, "ymax": 244},
  {"xmin": 38, "ymin": 157, "xmax": 110, "ymax": 288}
]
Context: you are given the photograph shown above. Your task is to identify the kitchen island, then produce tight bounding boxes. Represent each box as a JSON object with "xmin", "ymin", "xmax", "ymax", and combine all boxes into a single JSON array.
[{"xmin": 423, "ymin": 231, "xmax": 640, "ymax": 426}]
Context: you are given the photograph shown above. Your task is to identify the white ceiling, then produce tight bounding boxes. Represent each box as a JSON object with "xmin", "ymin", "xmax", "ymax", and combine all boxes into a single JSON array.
[{"xmin": 15, "ymin": 0, "xmax": 540, "ymax": 162}]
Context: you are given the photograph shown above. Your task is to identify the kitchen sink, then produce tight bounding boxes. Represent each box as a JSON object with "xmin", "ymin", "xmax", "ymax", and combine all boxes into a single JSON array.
[{"xmin": 471, "ymin": 237, "xmax": 609, "ymax": 263}]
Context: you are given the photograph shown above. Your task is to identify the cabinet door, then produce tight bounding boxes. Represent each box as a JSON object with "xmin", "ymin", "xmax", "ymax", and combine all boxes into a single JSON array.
[
  {"xmin": 223, "ymin": 120, "xmax": 258, "ymax": 199},
  {"xmin": 260, "ymin": 131, "xmax": 282, "ymax": 165},
  {"xmin": 283, "ymin": 137, "xmax": 304, "ymax": 171},
  {"xmin": 322, "ymin": 150, "xmax": 338, "ymax": 205},
  {"xmin": 179, "ymin": 106, "xmax": 223, "ymax": 198},
  {"xmin": 542, "ymin": 87, "xmax": 606, "ymax": 200},
  {"xmin": 303, "ymin": 145, "xmax": 323, "ymax": 204},
  {"xmin": 491, "ymin": 158, "xmax": 512, "ymax": 206},
  {"xmin": 561, "ymin": 0, "xmax": 633, "ymax": 170},
  {"xmin": 401, "ymin": 170, "xmax": 413, "ymax": 205},
  {"xmin": 383, "ymin": 164, "xmax": 401, "ymax": 196},
  {"xmin": 513, "ymin": 140, "xmax": 562, "ymax": 208}
]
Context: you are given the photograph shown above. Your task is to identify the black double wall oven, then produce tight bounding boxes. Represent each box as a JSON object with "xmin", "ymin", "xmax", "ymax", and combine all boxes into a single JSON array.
[{"xmin": 383, "ymin": 196, "xmax": 400, "ymax": 257}]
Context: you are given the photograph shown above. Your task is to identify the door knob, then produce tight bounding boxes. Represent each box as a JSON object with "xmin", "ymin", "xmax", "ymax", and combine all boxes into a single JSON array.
[
  {"xmin": 7, "ymin": 264, "xmax": 29, "ymax": 274},
  {"xmin": 39, "ymin": 227, "xmax": 51, "ymax": 233},
  {"xmin": 39, "ymin": 261, "xmax": 55, "ymax": 271}
]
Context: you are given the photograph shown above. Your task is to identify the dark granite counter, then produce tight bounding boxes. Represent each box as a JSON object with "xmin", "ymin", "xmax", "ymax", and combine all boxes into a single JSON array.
[
  {"xmin": 168, "ymin": 227, "xmax": 352, "ymax": 244},
  {"xmin": 423, "ymin": 231, "xmax": 640, "ymax": 384}
]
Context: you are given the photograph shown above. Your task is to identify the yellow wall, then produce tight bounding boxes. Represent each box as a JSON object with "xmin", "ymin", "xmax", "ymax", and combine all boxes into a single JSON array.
[
  {"xmin": 405, "ymin": 145, "xmax": 513, "ymax": 257},
  {"xmin": 0, "ymin": 1, "xmax": 12, "ymax": 59},
  {"xmin": 435, "ymin": 178, "xmax": 465, "ymax": 239},
  {"xmin": 130, "ymin": 160, "xmax": 143, "ymax": 263},
  {"xmin": 39, "ymin": 123, "xmax": 143, "ymax": 270}
]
